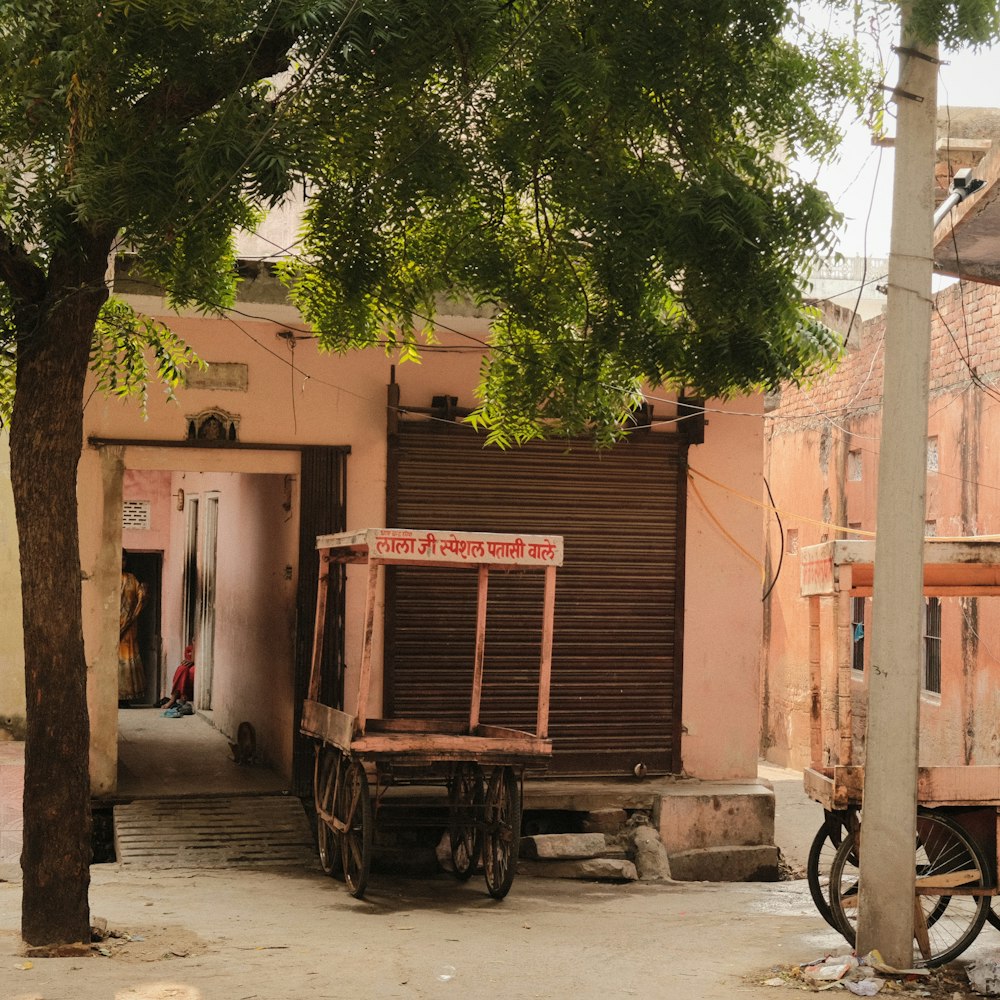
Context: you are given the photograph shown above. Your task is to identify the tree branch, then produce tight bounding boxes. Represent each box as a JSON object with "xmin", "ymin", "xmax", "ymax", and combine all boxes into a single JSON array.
[
  {"xmin": 0, "ymin": 226, "xmax": 46, "ymax": 306},
  {"xmin": 130, "ymin": 21, "xmax": 296, "ymax": 128}
]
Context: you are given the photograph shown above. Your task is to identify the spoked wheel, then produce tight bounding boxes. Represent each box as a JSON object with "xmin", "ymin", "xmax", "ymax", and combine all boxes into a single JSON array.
[
  {"xmin": 449, "ymin": 762, "xmax": 484, "ymax": 881},
  {"xmin": 829, "ymin": 809, "xmax": 990, "ymax": 967},
  {"xmin": 807, "ymin": 809, "xmax": 859, "ymax": 928},
  {"xmin": 337, "ymin": 757, "xmax": 373, "ymax": 899},
  {"xmin": 314, "ymin": 746, "xmax": 342, "ymax": 877},
  {"xmin": 482, "ymin": 766, "xmax": 521, "ymax": 901}
]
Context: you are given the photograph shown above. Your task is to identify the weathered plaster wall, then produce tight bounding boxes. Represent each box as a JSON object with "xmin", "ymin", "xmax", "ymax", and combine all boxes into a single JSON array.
[
  {"xmin": 80, "ymin": 445, "xmax": 126, "ymax": 794},
  {"xmin": 122, "ymin": 468, "xmax": 173, "ymax": 554},
  {"xmin": 763, "ymin": 281, "xmax": 1000, "ymax": 770},
  {"xmin": 681, "ymin": 399, "xmax": 765, "ymax": 780}
]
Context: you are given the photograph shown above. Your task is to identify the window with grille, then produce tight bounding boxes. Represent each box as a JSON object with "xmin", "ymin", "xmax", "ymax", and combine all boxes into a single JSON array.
[
  {"xmin": 924, "ymin": 597, "xmax": 942, "ymax": 694},
  {"xmin": 851, "ymin": 596, "xmax": 866, "ymax": 672},
  {"xmin": 122, "ymin": 500, "xmax": 151, "ymax": 531}
]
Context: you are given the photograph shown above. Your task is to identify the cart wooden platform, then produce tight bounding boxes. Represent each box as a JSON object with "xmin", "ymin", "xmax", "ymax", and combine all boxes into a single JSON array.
[
  {"xmin": 800, "ymin": 539, "xmax": 1000, "ymax": 966},
  {"xmin": 300, "ymin": 527, "xmax": 562, "ymax": 899}
]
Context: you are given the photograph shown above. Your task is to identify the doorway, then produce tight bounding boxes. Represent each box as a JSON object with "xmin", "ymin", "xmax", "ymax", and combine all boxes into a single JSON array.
[
  {"xmin": 106, "ymin": 449, "xmax": 346, "ymax": 797},
  {"xmin": 122, "ymin": 550, "xmax": 163, "ymax": 706}
]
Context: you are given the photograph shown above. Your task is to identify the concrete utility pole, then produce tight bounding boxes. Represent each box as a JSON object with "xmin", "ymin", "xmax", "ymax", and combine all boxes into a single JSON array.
[{"xmin": 857, "ymin": 5, "xmax": 938, "ymax": 967}]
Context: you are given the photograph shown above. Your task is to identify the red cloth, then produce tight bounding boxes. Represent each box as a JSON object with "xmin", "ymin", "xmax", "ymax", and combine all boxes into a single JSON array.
[{"xmin": 171, "ymin": 660, "xmax": 195, "ymax": 702}]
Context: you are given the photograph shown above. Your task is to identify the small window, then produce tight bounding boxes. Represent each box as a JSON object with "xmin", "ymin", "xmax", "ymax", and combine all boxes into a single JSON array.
[
  {"xmin": 924, "ymin": 597, "xmax": 942, "ymax": 693},
  {"xmin": 925, "ymin": 520, "xmax": 937, "ymax": 538},
  {"xmin": 848, "ymin": 449, "xmax": 863, "ymax": 482},
  {"xmin": 927, "ymin": 437, "xmax": 939, "ymax": 474},
  {"xmin": 851, "ymin": 596, "xmax": 866, "ymax": 672},
  {"xmin": 786, "ymin": 528, "xmax": 799, "ymax": 555},
  {"xmin": 122, "ymin": 500, "xmax": 151, "ymax": 531}
]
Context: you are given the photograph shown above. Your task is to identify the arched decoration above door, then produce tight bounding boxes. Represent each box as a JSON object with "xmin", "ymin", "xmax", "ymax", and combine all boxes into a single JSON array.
[{"xmin": 186, "ymin": 408, "xmax": 240, "ymax": 443}]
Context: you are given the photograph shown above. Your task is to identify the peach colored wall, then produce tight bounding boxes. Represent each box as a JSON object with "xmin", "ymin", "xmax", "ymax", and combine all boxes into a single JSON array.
[
  {"xmin": 764, "ymin": 282, "xmax": 1000, "ymax": 770},
  {"xmin": 122, "ymin": 469, "xmax": 173, "ymax": 555},
  {"xmin": 681, "ymin": 399, "xmax": 765, "ymax": 779},
  {"xmin": 61, "ymin": 296, "xmax": 767, "ymax": 785}
]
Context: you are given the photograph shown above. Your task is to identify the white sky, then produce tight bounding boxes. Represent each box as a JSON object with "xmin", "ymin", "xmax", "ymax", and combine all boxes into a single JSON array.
[{"xmin": 797, "ymin": 11, "xmax": 1000, "ymax": 258}]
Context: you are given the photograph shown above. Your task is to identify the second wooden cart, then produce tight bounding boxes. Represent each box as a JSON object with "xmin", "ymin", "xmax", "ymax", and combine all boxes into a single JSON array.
[
  {"xmin": 800, "ymin": 539, "xmax": 1000, "ymax": 966},
  {"xmin": 300, "ymin": 527, "xmax": 563, "ymax": 900}
]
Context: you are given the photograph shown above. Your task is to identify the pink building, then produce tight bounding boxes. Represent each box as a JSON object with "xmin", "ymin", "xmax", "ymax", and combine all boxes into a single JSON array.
[
  {"xmin": 0, "ymin": 257, "xmax": 781, "ymax": 874},
  {"xmin": 763, "ymin": 279, "xmax": 1000, "ymax": 770}
]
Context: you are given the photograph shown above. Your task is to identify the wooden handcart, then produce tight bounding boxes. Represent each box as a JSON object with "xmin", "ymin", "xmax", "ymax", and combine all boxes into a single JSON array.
[
  {"xmin": 300, "ymin": 527, "xmax": 562, "ymax": 900},
  {"xmin": 800, "ymin": 539, "xmax": 1000, "ymax": 966}
]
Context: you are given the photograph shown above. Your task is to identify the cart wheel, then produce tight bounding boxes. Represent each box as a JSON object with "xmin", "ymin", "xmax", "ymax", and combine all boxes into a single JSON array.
[
  {"xmin": 338, "ymin": 757, "xmax": 372, "ymax": 899},
  {"xmin": 829, "ymin": 809, "xmax": 990, "ymax": 967},
  {"xmin": 449, "ymin": 763, "xmax": 484, "ymax": 881},
  {"xmin": 314, "ymin": 747, "xmax": 342, "ymax": 878},
  {"xmin": 807, "ymin": 810, "xmax": 859, "ymax": 928},
  {"xmin": 812, "ymin": 812, "xmax": 950, "ymax": 933},
  {"xmin": 483, "ymin": 766, "xmax": 521, "ymax": 901}
]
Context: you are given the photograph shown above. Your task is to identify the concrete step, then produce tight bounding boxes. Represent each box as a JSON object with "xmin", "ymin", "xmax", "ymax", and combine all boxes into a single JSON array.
[
  {"xmin": 668, "ymin": 844, "xmax": 779, "ymax": 882},
  {"xmin": 658, "ymin": 783, "xmax": 774, "ymax": 852}
]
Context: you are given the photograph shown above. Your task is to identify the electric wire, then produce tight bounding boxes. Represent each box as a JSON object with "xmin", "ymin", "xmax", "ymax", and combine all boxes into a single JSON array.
[
  {"xmin": 84, "ymin": 274, "xmax": 1000, "ymax": 554},
  {"xmin": 96, "ymin": 247, "xmax": 1000, "ymax": 442},
  {"xmin": 690, "ymin": 465, "xmax": 1000, "ymax": 543},
  {"xmin": 933, "ymin": 301, "xmax": 1000, "ymax": 408},
  {"xmin": 232, "ymin": 230, "xmax": 813, "ymax": 423},
  {"xmin": 842, "ymin": 142, "xmax": 884, "ymax": 348},
  {"xmin": 686, "ymin": 471, "xmax": 765, "ymax": 581},
  {"xmin": 761, "ymin": 475, "xmax": 784, "ymax": 602}
]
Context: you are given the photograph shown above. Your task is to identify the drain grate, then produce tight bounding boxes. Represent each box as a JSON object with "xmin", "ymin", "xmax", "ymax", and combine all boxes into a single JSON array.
[{"xmin": 114, "ymin": 795, "xmax": 316, "ymax": 868}]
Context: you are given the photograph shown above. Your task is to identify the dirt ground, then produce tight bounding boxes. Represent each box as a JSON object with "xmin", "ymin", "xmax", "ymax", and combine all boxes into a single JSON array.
[
  {"xmin": 2, "ymin": 859, "xmax": 999, "ymax": 1000},
  {"xmin": 2, "ymin": 766, "xmax": 999, "ymax": 1000},
  {"xmin": 0, "ymin": 861, "xmax": 831, "ymax": 1000}
]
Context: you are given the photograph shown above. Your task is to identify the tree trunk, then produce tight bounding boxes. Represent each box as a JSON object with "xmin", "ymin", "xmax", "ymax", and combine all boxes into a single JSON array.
[{"xmin": 9, "ymin": 231, "xmax": 114, "ymax": 946}]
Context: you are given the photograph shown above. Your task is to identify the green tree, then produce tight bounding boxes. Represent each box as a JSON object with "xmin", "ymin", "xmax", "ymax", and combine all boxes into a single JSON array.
[{"xmin": 0, "ymin": 0, "xmax": 987, "ymax": 948}]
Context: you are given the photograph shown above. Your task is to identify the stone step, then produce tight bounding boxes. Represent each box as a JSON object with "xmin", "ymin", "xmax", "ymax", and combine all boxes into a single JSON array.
[
  {"xmin": 518, "ymin": 857, "xmax": 638, "ymax": 882},
  {"xmin": 667, "ymin": 844, "xmax": 779, "ymax": 882},
  {"xmin": 520, "ymin": 832, "xmax": 625, "ymax": 861}
]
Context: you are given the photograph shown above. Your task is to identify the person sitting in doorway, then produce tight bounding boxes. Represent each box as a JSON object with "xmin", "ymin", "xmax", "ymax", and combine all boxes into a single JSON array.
[{"xmin": 158, "ymin": 645, "xmax": 195, "ymax": 717}]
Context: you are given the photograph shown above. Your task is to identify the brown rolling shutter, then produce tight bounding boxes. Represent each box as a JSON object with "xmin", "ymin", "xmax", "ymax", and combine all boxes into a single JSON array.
[
  {"xmin": 386, "ymin": 421, "xmax": 687, "ymax": 776},
  {"xmin": 292, "ymin": 446, "xmax": 349, "ymax": 796}
]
